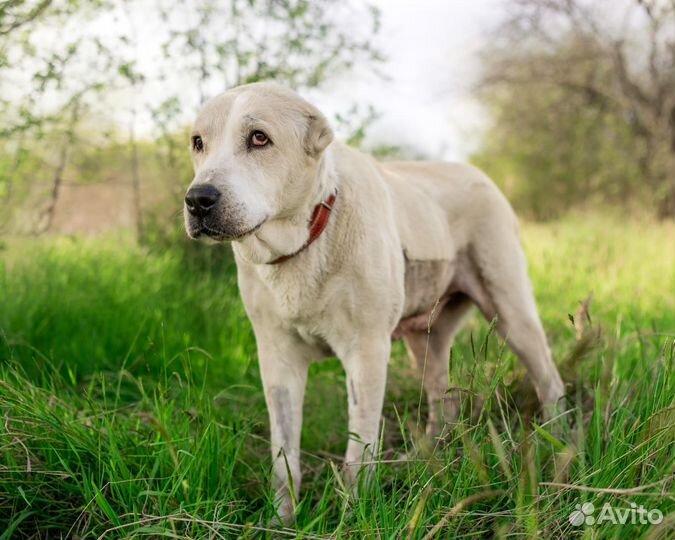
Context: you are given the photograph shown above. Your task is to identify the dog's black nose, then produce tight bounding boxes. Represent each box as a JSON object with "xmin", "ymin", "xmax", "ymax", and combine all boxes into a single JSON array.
[{"xmin": 185, "ymin": 184, "xmax": 221, "ymax": 217}]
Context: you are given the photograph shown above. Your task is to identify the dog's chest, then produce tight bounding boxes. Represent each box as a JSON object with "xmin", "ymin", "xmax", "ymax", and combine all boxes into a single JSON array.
[
  {"xmin": 257, "ymin": 266, "xmax": 327, "ymax": 323},
  {"xmin": 260, "ymin": 273, "xmax": 341, "ymax": 355}
]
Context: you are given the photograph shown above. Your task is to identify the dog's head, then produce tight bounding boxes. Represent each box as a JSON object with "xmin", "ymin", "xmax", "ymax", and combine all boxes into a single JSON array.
[{"xmin": 184, "ymin": 82, "xmax": 333, "ymax": 242}]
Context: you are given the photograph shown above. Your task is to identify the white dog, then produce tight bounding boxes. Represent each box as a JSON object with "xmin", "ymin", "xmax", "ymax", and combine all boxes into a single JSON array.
[{"xmin": 184, "ymin": 82, "xmax": 565, "ymax": 523}]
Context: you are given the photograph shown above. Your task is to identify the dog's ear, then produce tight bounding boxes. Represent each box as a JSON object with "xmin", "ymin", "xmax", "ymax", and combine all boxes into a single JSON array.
[{"xmin": 303, "ymin": 108, "xmax": 333, "ymax": 156}]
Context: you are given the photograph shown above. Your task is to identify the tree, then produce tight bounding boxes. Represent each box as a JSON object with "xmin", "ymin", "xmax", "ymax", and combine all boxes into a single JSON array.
[
  {"xmin": 475, "ymin": 0, "xmax": 675, "ymax": 218},
  {"xmin": 0, "ymin": 0, "xmax": 382, "ymax": 237}
]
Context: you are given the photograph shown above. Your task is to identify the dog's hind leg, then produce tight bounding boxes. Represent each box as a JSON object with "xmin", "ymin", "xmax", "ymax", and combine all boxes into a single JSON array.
[
  {"xmin": 403, "ymin": 295, "xmax": 473, "ymax": 437},
  {"xmin": 467, "ymin": 219, "xmax": 565, "ymax": 415}
]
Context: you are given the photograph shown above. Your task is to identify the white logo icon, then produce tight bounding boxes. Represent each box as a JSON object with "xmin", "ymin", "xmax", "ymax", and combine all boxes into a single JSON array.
[{"xmin": 569, "ymin": 502, "xmax": 595, "ymax": 526}]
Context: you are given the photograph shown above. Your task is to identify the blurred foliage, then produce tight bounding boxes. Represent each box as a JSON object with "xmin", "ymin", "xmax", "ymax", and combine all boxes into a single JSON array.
[
  {"xmin": 473, "ymin": 0, "xmax": 675, "ymax": 220},
  {"xmin": 0, "ymin": 0, "xmax": 383, "ymax": 243},
  {"xmin": 4, "ymin": 0, "xmax": 674, "ymax": 237},
  {"xmin": 473, "ymin": 73, "xmax": 645, "ymax": 220}
]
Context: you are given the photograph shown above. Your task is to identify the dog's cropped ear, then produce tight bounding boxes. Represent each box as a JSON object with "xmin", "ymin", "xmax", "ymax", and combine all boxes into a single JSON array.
[{"xmin": 303, "ymin": 107, "xmax": 334, "ymax": 156}]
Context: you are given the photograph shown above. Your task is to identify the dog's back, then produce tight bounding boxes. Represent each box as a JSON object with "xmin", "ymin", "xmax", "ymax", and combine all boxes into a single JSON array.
[{"xmin": 379, "ymin": 158, "xmax": 516, "ymax": 260}]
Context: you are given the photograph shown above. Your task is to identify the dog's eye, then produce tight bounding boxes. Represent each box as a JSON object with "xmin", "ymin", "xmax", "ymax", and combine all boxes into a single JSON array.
[
  {"xmin": 192, "ymin": 135, "xmax": 204, "ymax": 153},
  {"xmin": 249, "ymin": 130, "xmax": 269, "ymax": 147}
]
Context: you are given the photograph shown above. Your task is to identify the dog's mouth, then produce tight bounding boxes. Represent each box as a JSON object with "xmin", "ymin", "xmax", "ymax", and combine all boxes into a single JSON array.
[{"xmin": 190, "ymin": 219, "xmax": 266, "ymax": 242}]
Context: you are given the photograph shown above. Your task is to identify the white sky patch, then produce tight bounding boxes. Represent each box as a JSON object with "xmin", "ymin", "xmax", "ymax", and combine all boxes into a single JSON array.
[{"xmin": 307, "ymin": 0, "xmax": 501, "ymax": 160}]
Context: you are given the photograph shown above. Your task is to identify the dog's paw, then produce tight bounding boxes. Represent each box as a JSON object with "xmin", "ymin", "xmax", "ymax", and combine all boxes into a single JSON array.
[{"xmin": 268, "ymin": 495, "xmax": 296, "ymax": 528}]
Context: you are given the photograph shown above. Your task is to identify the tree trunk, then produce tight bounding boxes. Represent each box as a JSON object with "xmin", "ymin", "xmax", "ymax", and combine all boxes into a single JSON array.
[
  {"xmin": 657, "ymin": 116, "xmax": 675, "ymax": 219},
  {"xmin": 657, "ymin": 166, "xmax": 675, "ymax": 219},
  {"xmin": 129, "ymin": 109, "xmax": 144, "ymax": 243},
  {"xmin": 0, "ymin": 133, "xmax": 25, "ymax": 233},
  {"xmin": 38, "ymin": 100, "xmax": 80, "ymax": 234}
]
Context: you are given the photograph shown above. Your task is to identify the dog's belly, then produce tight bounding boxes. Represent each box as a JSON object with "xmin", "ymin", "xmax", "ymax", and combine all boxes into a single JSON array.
[{"xmin": 394, "ymin": 256, "xmax": 455, "ymax": 338}]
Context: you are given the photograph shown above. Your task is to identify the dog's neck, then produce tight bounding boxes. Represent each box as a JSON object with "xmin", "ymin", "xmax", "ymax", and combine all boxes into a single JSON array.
[{"xmin": 232, "ymin": 148, "xmax": 338, "ymax": 266}]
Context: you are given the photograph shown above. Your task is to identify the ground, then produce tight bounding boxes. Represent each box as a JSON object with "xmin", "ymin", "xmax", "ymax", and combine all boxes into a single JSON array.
[{"xmin": 1, "ymin": 216, "xmax": 674, "ymax": 539}]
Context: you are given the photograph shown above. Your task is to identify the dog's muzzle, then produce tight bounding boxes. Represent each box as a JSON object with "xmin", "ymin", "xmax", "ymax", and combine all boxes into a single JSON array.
[{"xmin": 184, "ymin": 184, "xmax": 265, "ymax": 241}]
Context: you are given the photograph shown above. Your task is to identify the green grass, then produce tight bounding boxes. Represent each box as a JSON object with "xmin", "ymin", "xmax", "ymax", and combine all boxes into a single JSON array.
[{"xmin": 1, "ymin": 216, "xmax": 674, "ymax": 539}]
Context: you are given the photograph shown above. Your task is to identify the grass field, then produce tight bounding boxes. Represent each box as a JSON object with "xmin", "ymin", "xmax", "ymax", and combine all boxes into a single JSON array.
[{"xmin": 1, "ymin": 216, "xmax": 674, "ymax": 539}]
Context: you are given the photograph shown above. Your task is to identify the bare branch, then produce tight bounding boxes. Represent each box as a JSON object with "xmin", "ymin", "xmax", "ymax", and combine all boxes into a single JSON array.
[{"xmin": 0, "ymin": 0, "xmax": 52, "ymax": 35}]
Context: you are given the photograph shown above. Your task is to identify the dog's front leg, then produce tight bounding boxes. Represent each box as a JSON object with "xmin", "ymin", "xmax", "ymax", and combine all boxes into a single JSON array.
[
  {"xmin": 257, "ymin": 336, "xmax": 310, "ymax": 525},
  {"xmin": 339, "ymin": 338, "xmax": 390, "ymax": 485}
]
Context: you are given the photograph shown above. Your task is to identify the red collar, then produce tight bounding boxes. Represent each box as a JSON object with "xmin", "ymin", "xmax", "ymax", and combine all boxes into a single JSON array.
[{"xmin": 269, "ymin": 190, "xmax": 337, "ymax": 265}]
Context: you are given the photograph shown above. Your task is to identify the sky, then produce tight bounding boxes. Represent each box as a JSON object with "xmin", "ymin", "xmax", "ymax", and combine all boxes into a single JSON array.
[
  {"xmin": 15, "ymin": 0, "xmax": 503, "ymax": 162},
  {"xmin": 308, "ymin": 0, "xmax": 502, "ymax": 160}
]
